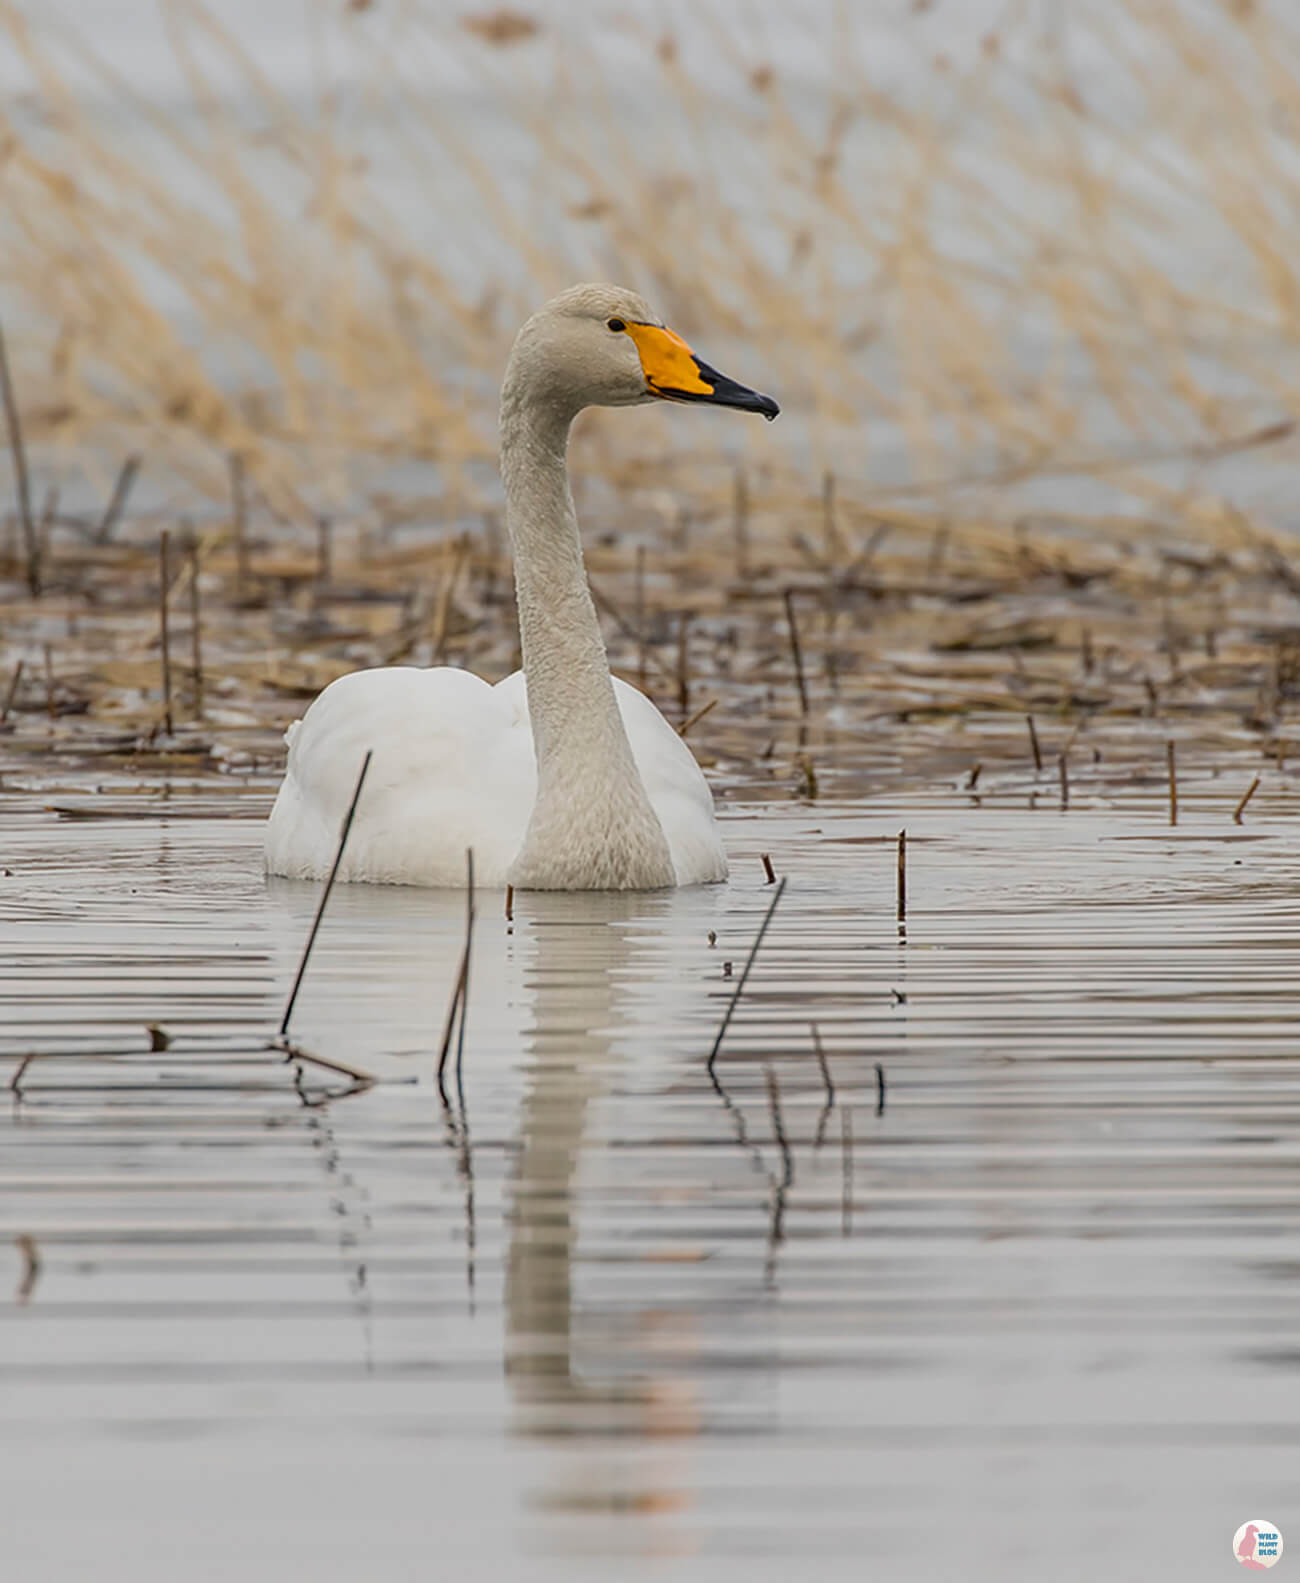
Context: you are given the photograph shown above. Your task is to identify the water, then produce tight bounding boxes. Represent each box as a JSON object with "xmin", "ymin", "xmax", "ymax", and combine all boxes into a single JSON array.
[{"xmin": 4, "ymin": 797, "xmax": 1298, "ymax": 1579}]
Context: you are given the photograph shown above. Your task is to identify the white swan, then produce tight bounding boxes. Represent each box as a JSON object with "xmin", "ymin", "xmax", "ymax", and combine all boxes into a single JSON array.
[{"xmin": 264, "ymin": 283, "xmax": 778, "ymax": 891}]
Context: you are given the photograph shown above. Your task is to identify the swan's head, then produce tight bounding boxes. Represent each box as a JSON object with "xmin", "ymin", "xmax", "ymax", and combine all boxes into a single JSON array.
[{"xmin": 506, "ymin": 283, "xmax": 780, "ymax": 421}]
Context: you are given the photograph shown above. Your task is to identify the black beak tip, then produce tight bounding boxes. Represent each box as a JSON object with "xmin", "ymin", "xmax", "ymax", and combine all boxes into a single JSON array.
[{"xmin": 682, "ymin": 357, "xmax": 779, "ymax": 420}]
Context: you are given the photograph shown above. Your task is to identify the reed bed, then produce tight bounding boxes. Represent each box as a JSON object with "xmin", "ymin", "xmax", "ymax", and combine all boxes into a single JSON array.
[{"xmin": 0, "ymin": 1, "xmax": 1298, "ymax": 800}]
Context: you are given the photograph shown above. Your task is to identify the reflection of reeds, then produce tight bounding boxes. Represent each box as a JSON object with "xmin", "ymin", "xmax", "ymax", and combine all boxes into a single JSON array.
[{"xmin": 2, "ymin": 2, "xmax": 1300, "ymax": 535}]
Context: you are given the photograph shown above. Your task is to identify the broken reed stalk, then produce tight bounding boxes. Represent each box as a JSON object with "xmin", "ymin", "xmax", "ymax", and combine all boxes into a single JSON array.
[
  {"xmin": 1166, "ymin": 739, "xmax": 1178, "ymax": 826},
  {"xmin": 782, "ymin": 588, "xmax": 809, "ymax": 716},
  {"xmin": 707, "ymin": 874, "xmax": 788, "ymax": 1078},
  {"xmin": 277, "ymin": 749, "xmax": 372, "ymax": 1041},
  {"xmin": 94, "ymin": 454, "xmax": 141, "ymax": 545},
  {"xmin": 1027, "ymin": 714, "xmax": 1043, "ymax": 774},
  {"xmin": 760, "ymin": 852, "xmax": 776, "ymax": 885},
  {"xmin": 896, "ymin": 829, "xmax": 907, "ymax": 925},
  {"xmin": 229, "ymin": 453, "xmax": 249, "ymax": 599},
  {"xmin": 278, "ymin": 1038, "xmax": 376, "ymax": 1090},
  {"xmin": 0, "ymin": 658, "xmax": 22, "ymax": 725},
  {"xmin": 1058, "ymin": 752, "xmax": 1070, "ymax": 810},
  {"xmin": 676, "ymin": 696, "xmax": 717, "ymax": 737},
  {"xmin": 158, "ymin": 530, "xmax": 173, "ymax": 736},
  {"xmin": 504, "ymin": 883, "xmax": 513, "ymax": 921},
  {"xmin": 0, "ymin": 318, "xmax": 39, "ymax": 597},
  {"xmin": 1233, "ymin": 775, "xmax": 1261, "ymax": 825},
  {"xmin": 875, "ymin": 1062, "xmax": 886, "ymax": 1117},
  {"xmin": 188, "ymin": 540, "xmax": 204, "ymax": 719},
  {"xmin": 437, "ymin": 850, "xmax": 476, "ymax": 1103}
]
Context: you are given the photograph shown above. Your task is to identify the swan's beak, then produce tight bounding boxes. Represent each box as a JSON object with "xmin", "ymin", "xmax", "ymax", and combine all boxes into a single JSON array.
[{"xmin": 625, "ymin": 322, "xmax": 780, "ymax": 420}]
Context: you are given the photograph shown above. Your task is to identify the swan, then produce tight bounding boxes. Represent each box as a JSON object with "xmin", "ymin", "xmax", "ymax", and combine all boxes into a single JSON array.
[{"xmin": 264, "ymin": 283, "xmax": 779, "ymax": 890}]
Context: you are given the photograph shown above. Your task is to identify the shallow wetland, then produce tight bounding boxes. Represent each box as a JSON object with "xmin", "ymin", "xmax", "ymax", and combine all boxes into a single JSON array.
[{"xmin": 3, "ymin": 785, "xmax": 1298, "ymax": 1579}]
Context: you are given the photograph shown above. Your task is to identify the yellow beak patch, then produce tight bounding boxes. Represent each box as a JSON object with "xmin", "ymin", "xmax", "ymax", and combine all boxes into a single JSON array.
[{"xmin": 623, "ymin": 321, "xmax": 715, "ymax": 398}]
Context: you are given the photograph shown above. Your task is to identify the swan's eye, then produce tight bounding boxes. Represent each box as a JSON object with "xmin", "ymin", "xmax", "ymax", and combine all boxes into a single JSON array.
[{"xmin": 606, "ymin": 317, "xmax": 626, "ymax": 333}]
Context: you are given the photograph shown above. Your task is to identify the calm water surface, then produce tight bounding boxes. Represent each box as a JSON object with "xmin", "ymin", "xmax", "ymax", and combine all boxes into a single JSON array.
[{"xmin": 3, "ymin": 799, "xmax": 1298, "ymax": 1581}]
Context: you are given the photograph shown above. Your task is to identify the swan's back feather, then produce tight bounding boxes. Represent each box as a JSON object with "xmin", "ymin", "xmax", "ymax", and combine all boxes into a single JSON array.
[{"xmin": 264, "ymin": 666, "xmax": 726, "ymax": 888}]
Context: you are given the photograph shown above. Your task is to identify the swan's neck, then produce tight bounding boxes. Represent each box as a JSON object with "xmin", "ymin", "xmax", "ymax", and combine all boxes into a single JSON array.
[{"xmin": 501, "ymin": 385, "xmax": 674, "ymax": 889}]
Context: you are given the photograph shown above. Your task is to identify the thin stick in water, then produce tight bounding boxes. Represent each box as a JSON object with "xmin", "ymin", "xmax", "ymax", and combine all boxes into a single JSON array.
[
  {"xmin": 760, "ymin": 852, "xmax": 776, "ymax": 885},
  {"xmin": 1058, "ymin": 753, "xmax": 1070, "ymax": 810},
  {"xmin": 783, "ymin": 588, "xmax": 809, "ymax": 716},
  {"xmin": 797, "ymin": 754, "xmax": 818, "ymax": 799},
  {"xmin": 0, "ymin": 318, "xmax": 38, "ymax": 597},
  {"xmin": 504, "ymin": 883, "xmax": 513, "ymax": 922},
  {"xmin": 188, "ymin": 539, "xmax": 204, "ymax": 719},
  {"xmin": 1166, "ymin": 739, "xmax": 1178, "ymax": 826},
  {"xmin": 676, "ymin": 696, "xmax": 717, "ymax": 737},
  {"xmin": 896, "ymin": 829, "xmax": 907, "ymax": 924},
  {"xmin": 707, "ymin": 875, "xmax": 788, "ymax": 1077},
  {"xmin": 1027, "ymin": 714, "xmax": 1043, "ymax": 774},
  {"xmin": 277, "ymin": 750, "xmax": 372, "ymax": 1041},
  {"xmin": 159, "ymin": 530, "xmax": 173, "ymax": 736},
  {"xmin": 277, "ymin": 1038, "xmax": 376, "ymax": 1090},
  {"xmin": 436, "ymin": 949, "xmax": 468, "ymax": 1105},
  {"xmin": 42, "ymin": 643, "xmax": 54, "ymax": 718},
  {"xmin": 1233, "ymin": 775, "xmax": 1261, "ymax": 825},
  {"xmin": 875, "ymin": 1061, "xmax": 886, "ymax": 1117},
  {"xmin": 437, "ymin": 855, "xmax": 476, "ymax": 1104},
  {"xmin": 0, "ymin": 658, "xmax": 22, "ymax": 725}
]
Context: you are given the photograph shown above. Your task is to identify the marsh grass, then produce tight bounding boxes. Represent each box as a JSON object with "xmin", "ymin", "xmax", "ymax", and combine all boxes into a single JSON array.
[
  {"xmin": 0, "ymin": 3, "xmax": 1299, "ymax": 798},
  {"xmin": 1, "ymin": 1, "xmax": 1300, "ymax": 536}
]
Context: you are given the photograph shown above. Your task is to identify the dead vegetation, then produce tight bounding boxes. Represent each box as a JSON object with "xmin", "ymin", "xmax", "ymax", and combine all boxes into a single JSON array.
[{"xmin": 0, "ymin": 2, "xmax": 1298, "ymax": 802}]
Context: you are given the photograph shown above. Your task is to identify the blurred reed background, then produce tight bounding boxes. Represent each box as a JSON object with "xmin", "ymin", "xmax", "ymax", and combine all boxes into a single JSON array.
[
  {"xmin": 3, "ymin": 0, "xmax": 1299, "ymax": 525},
  {"xmin": 1, "ymin": 0, "xmax": 1298, "ymax": 790}
]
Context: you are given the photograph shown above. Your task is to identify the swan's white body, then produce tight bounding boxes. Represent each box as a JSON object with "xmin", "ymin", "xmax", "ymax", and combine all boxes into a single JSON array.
[
  {"xmin": 264, "ymin": 666, "xmax": 726, "ymax": 887},
  {"xmin": 264, "ymin": 282, "xmax": 777, "ymax": 891}
]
